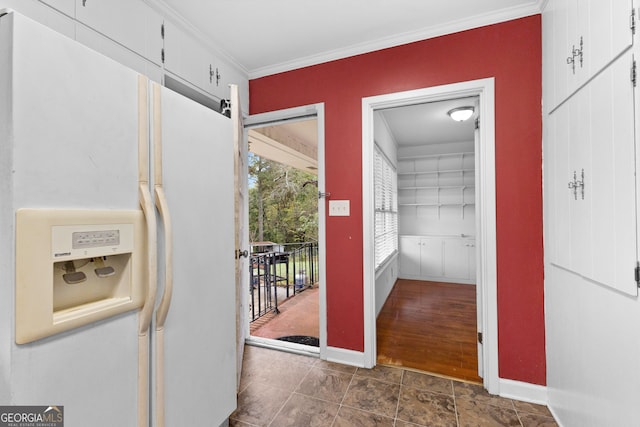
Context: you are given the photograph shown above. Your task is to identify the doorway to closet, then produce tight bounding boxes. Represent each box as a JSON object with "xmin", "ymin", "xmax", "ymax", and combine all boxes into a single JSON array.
[
  {"xmin": 362, "ymin": 79, "xmax": 498, "ymax": 392},
  {"xmin": 376, "ymin": 96, "xmax": 479, "ymax": 382}
]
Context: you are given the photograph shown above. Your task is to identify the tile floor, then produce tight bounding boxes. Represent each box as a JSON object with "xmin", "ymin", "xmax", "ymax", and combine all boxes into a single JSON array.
[{"xmin": 230, "ymin": 345, "xmax": 558, "ymax": 427}]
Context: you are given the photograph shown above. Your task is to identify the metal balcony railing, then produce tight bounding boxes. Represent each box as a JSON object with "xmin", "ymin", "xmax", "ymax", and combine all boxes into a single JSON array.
[{"xmin": 249, "ymin": 241, "xmax": 319, "ymax": 322}]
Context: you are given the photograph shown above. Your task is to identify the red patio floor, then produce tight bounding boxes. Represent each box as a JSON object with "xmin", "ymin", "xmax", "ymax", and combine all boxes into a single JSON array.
[{"xmin": 250, "ymin": 285, "xmax": 319, "ymax": 340}]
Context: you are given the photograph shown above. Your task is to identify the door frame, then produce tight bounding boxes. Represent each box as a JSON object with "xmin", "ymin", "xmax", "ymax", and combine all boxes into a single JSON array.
[
  {"xmin": 362, "ymin": 78, "xmax": 499, "ymax": 393},
  {"xmin": 243, "ymin": 103, "xmax": 327, "ymax": 359}
]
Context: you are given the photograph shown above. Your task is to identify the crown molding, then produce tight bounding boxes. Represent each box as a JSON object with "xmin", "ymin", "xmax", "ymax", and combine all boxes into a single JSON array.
[{"xmin": 249, "ymin": 2, "xmax": 543, "ymax": 79}]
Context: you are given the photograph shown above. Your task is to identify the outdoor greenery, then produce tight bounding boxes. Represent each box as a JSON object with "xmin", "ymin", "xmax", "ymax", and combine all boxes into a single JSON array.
[{"xmin": 248, "ymin": 153, "xmax": 318, "ymax": 244}]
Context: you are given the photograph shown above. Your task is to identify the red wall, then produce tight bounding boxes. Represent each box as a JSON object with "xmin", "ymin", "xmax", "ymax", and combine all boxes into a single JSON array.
[{"xmin": 250, "ymin": 16, "xmax": 545, "ymax": 385}]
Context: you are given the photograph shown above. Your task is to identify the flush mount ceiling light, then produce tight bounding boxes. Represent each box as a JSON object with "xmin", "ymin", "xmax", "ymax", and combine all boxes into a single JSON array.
[{"xmin": 447, "ymin": 106, "xmax": 475, "ymax": 122}]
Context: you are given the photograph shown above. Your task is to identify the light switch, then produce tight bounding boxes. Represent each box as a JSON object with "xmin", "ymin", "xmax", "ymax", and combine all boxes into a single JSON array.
[{"xmin": 329, "ymin": 200, "xmax": 350, "ymax": 216}]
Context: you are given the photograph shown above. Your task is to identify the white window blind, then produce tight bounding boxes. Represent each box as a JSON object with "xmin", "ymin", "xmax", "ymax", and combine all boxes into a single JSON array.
[{"xmin": 374, "ymin": 146, "xmax": 398, "ymax": 270}]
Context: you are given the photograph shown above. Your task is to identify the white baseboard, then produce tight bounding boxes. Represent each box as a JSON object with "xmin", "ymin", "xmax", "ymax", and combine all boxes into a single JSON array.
[
  {"xmin": 499, "ymin": 378, "xmax": 548, "ymax": 405},
  {"xmin": 324, "ymin": 346, "xmax": 366, "ymax": 367}
]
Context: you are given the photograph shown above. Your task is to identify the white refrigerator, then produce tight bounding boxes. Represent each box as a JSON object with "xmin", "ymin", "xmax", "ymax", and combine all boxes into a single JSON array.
[{"xmin": 0, "ymin": 11, "xmax": 237, "ymax": 427}]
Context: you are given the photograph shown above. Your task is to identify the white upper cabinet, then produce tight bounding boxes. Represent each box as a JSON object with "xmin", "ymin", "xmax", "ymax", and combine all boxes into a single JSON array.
[
  {"xmin": 39, "ymin": 0, "xmax": 75, "ymax": 17},
  {"xmin": 163, "ymin": 21, "xmax": 245, "ymax": 103},
  {"xmin": 76, "ymin": 0, "xmax": 163, "ymax": 65},
  {"xmin": 544, "ymin": 0, "xmax": 634, "ymax": 111},
  {"xmin": 163, "ymin": 21, "xmax": 212, "ymax": 93}
]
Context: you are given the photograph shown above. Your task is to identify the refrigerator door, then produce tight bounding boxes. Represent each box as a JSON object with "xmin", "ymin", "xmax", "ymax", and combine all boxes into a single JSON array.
[
  {"xmin": 0, "ymin": 12, "xmax": 141, "ymax": 425},
  {"xmin": 153, "ymin": 84, "xmax": 237, "ymax": 425}
]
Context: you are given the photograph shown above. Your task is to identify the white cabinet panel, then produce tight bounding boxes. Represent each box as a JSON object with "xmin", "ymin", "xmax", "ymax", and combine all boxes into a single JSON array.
[
  {"xmin": 421, "ymin": 237, "xmax": 444, "ymax": 277},
  {"xmin": 443, "ymin": 238, "xmax": 475, "ymax": 280},
  {"xmin": 399, "ymin": 236, "xmax": 421, "ymax": 277},
  {"xmin": 544, "ymin": 0, "xmax": 633, "ymax": 111},
  {"xmin": 585, "ymin": 0, "xmax": 634, "ymax": 81},
  {"xmin": 163, "ymin": 21, "xmax": 210, "ymax": 92},
  {"xmin": 0, "ymin": 0, "xmax": 75, "ymax": 38},
  {"xmin": 76, "ymin": 24, "xmax": 161, "ymax": 83},
  {"xmin": 163, "ymin": 21, "xmax": 242, "ymax": 103},
  {"xmin": 589, "ymin": 50, "xmax": 636, "ymax": 294},
  {"xmin": 76, "ymin": 0, "xmax": 163, "ymax": 65},
  {"xmin": 547, "ymin": 50, "xmax": 637, "ymax": 296},
  {"xmin": 40, "ymin": 0, "xmax": 75, "ymax": 17},
  {"xmin": 399, "ymin": 235, "xmax": 475, "ymax": 284}
]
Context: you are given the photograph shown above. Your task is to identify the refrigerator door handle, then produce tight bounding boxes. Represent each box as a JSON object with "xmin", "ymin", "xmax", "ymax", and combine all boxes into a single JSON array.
[
  {"xmin": 152, "ymin": 82, "xmax": 173, "ymax": 427},
  {"xmin": 154, "ymin": 187, "xmax": 173, "ymax": 328},
  {"xmin": 138, "ymin": 183, "xmax": 158, "ymax": 334},
  {"xmin": 153, "ymin": 83, "xmax": 174, "ymax": 331},
  {"xmin": 137, "ymin": 76, "xmax": 158, "ymax": 427}
]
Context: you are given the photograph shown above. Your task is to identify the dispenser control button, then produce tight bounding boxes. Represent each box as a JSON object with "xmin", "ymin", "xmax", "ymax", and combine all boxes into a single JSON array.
[{"xmin": 72, "ymin": 230, "xmax": 120, "ymax": 249}]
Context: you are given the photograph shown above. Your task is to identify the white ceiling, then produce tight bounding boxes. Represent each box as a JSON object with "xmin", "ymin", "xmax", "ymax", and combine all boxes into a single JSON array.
[
  {"xmin": 155, "ymin": 0, "xmax": 543, "ymax": 78},
  {"xmin": 381, "ymin": 97, "xmax": 477, "ymax": 146}
]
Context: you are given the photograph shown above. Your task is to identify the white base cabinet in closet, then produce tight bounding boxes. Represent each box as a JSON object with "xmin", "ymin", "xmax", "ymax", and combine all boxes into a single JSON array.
[{"xmin": 399, "ymin": 235, "xmax": 475, "ymax": 284}]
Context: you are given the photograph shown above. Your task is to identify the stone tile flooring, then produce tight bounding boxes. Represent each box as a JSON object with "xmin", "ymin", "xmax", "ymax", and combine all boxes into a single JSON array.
[{"xmin": 230, "ymin": 345, "xmax": 558, "ymax": 427}]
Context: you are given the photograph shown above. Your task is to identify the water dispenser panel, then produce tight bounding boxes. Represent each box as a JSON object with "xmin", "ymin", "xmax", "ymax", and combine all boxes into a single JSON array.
[{"xmin": 15, "ymin": 209, "xmax": 146, "ymax": 344}]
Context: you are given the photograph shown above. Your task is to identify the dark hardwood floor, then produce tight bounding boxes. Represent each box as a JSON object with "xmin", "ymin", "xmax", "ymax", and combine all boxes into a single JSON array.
[{"xmin": 376, "ymin": 279, "xmax": 482, "ymax": 383}]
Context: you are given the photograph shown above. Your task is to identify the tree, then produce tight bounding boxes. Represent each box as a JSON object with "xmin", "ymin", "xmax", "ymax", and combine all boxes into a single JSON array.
[{"xmin": 248, "ymin": 153, "xmax": 318, "ymax": 244}]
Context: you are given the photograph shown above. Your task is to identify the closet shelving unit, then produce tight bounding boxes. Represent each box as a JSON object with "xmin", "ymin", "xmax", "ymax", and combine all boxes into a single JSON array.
[{"xmin": 397, "ymin": 151, "xmax": 475, "ymax": 218}]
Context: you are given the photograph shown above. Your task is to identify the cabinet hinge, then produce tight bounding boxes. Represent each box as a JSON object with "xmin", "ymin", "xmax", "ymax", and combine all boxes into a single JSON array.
[
  {"xmin": 161, "ymin": 23, "xmax": 165, "ymax": 39},
  {"xmin": 161, "ymin": 48, "xmax": 165, "ymax": 64},
  {"xmin": 632, "ymin": 8, "xmax": 636, "ymax": 35},
  {"xmin": 475, "ymin": 118, "xmax": 480, "ymax": 130},
  {"xmin": 632, "ymin": 59, "xmax": 637, "ymax": 87},
  {"xmin": 635, "ymin": 262, "xmax": 640, "ymax": 287},
  {"xmin": 477, "ymin": 332, "xmax": 483, "ymax": 344}
]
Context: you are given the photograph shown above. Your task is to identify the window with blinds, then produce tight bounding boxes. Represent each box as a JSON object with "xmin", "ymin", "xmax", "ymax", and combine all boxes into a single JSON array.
[{"xmin": 374, "ymin": 145, "xmax": 398, "ymax": 270}]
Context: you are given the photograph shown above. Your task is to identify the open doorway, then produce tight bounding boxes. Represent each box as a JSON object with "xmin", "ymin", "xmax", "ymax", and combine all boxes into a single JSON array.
[
  {"xmin": 362, "ymin": 79, "xmax": 499, "ymax": 393},
  {"xmin": 243, "ymin": 105, "xmax": 327, "ymax": 357},
  {"xmin": 375, "ymin": 97, "xmax": 480, "ymax": 382}
]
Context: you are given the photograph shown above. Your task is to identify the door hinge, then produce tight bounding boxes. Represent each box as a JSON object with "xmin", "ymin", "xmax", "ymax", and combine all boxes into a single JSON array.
[
  {"xmin": 477, "ymin": 332, "xmax": 483, "ymax": 344},
  {"xmin": 635, "ymin": 262, "xmax": 640, "ymax": 286},
  {"xmin": 632, "ymin": 59, "xmax": 637, "ymax": 87},
  {"xmin": 632, "ymin": 8, "xmax": 636, "ymax": 35},
  {"xmin": 161, "ymin": 48, "xmax": 165, "ymax": 64},
  {"xmin": 161, "ymin": 23, "xmax": 165, "ymax": 39},
  {"xmin": 318, "ymin": 191, "xmax": 331, "ymax": 199}
]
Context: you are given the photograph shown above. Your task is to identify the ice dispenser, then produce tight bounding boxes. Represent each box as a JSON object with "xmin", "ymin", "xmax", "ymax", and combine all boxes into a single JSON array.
[{"xmin": 15, "ymin": 209, "xmax": 147, "ymax": 344}]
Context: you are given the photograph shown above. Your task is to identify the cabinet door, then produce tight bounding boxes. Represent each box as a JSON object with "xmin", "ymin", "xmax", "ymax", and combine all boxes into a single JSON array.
[
  {"xmin": 420, "ymin": 238, "xmax": 443, "ymax": 278},
  {"xmin": 587, "ymin": 50, "xmax": 636, "ymax": 295},
  {"xmin": 568, "ymin": 74, "xmax": 591, "ymax": 275},
  {"xmin": 76, "ymin": 0, "xmax": 163, "ymax": 65},
  {"xmin": 468, "ymin": 240, "xmax": 476, "ymax": 282},
  {"xmin": 443, "ymin": 238, "xmax": 469, "ymax": 280},
  {"xmin": 549, "ymin": 50, "xmax": 637, "ymax": 296},
  {"xmin": 584, "ymin": 0, "xmax": 634, "ymax": 81},
  {"xmin": 40, "ymin": 0, "xmax": 75, "ymax": 17},
  {"xmin": 544, "ymin": 0, "xmax": 634, "ymax": 111},
  {"xmin": 399, "ymin": 236, "xmax": 421, "ymax": 277},
  {"xmin": 546, "ymin": 0, "xmax": 573, "ymax": 109},
  {"xmin": 163, "ymin": 21, "xmax": 212, "ymax": 93},
  {"xmin": 548, "ymin": 94, "xmax": 572, "ymax": 269}
]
